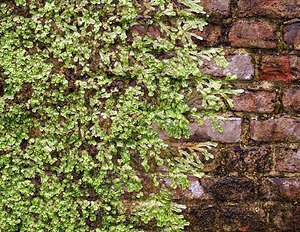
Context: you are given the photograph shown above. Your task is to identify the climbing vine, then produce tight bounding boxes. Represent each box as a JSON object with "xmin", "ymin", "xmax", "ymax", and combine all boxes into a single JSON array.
[{"xmin": 0, "ymin": 0, "xmax": 241, "ymax": 231}]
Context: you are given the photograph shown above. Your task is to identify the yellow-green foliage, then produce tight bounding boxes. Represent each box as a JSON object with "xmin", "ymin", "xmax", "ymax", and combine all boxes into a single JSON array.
[{"xmin": 0, "ymin": 0, "xmax": 240, "ymax": 231}]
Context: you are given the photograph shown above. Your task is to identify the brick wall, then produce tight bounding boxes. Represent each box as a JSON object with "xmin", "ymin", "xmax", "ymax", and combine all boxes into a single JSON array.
[{"xmin": 177, "ymin": 1, "xmax": 300, "ymax": 231}]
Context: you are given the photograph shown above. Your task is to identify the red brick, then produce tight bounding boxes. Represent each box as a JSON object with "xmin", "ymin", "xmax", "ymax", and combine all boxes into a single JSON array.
[
  {"xmin": 202, "ymin": 54, "xmax": 254, "ymax": 80},
  {"xmin": 284, "ymin": 23, "xmax": 300, "ymax": 50},
  {"xmin": 238, "ymin": 0, "xmax": 300, "ymax": 18},
  {"xmin": 201, "ymin": 0, "xmax": 231, "ymax": 18},
  {"xmin": 191, "ymin": 24, "xmax": 222, "ymax": 46},
  {"xmin": 260, "ymin": 55, "xmax": 292, "ymax": 82},
  {"xmin": 269, "ymin": 178, "xmax": 300, "ymax": 200},
  {"xmin": 283, "ymin": 87, "xmax": 300, "ymax": 112},
  {"xmin": 290, "ymin": 55, "xmax": 300, "ymax": 80},
  {"xmin": 275, "ymin": 148, "xmax": 300, "ymax": 173},
  {"xmin": 232, "ymin": 90, "xmax": 276, "ymax": 113},
  {"xmin": 229, "ymin": 19, "xmax": 277, "ymax": 48},
  {"xmin": 250, "ymin": 118, "xmax": 300, "ymax": 142}
]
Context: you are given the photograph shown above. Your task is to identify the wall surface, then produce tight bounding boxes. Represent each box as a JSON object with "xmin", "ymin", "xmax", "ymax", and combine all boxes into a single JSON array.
[{"xmin": 175, "ymin": 0, "xmax": 300, "ymax": 231}]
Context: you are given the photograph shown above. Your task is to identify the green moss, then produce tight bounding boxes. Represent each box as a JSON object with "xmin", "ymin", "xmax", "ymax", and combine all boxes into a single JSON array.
[
  {"xmin": 0, "ymin": 0, "xmax": 241, "ymax": 231},
  {"xmin": 278, "ymin": 39, "xmax": 287, "ymax": 50}
]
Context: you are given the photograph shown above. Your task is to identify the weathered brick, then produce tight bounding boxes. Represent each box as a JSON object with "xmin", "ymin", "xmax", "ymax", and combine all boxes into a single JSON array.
[
  {"xmin": 229, "ymin": 19, "xmax": 277, "ymax": 49},
  {"xmin": 221, "ymin": 146, "xmax": 272, "ymax": 174},
  {"xmin": 269, "ymin": 178, "xmax": 300, "ymax": 200},
  {"xmin": 284, "ymin": 23, "xmax": 300, "ymax": 50},
  {"xmin": 188, "ymin": 118, "xmax": 242, "ymax": 143},
  {"xmin": 232, "ymin": 90, "xmax": 276, "ymax": 113},
  {"xmin": 202, "ymin": 54, "xmax": 254, "ymax": 80},
  {"xmin": 250, "ymin": 118, "xmax": 300, "ymax": 142},
  {"xmin": 238, "ymin": 0, "xmax": 300, "ymax": 18},
  {"xmin": 159, "ymin": 118, "xmax": 242, "ymax": 143},
  {"xmin": 143, "ymin": 175, "xmax": 211, "ymax": 200},
  {"xmin": 224, "ymin": 55, "xmax": 255, "ymax": 80},
  {"xmin": 191, "ymin": 24, "xmax": 222, "ymax": 46},
  {"xmin": 275, "ymin": 148, "xmax": 300, "ymax": 173},
  {"xmin": 205, "ymin": 176, "xmax": 255, "ymax": 201},
  {"xmin": 201, "ymin": 0, "xmax": 231, "ymax": 18},
  {"xmin": 283, "ymin": 87, "xmax": 300, "ymax": 112},
  {"xmin": 290, "ymin": 55, "xmax": 300, "ymax": 80},
  {"xmin": 260, "ymin": 55, "xmax": 292, "ymax": 82}
]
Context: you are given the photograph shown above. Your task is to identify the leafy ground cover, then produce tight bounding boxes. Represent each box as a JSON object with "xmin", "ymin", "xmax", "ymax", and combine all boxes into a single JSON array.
[{"xmin": 0, "ymin": 0, "xmax": 240, "ymax": 231}]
